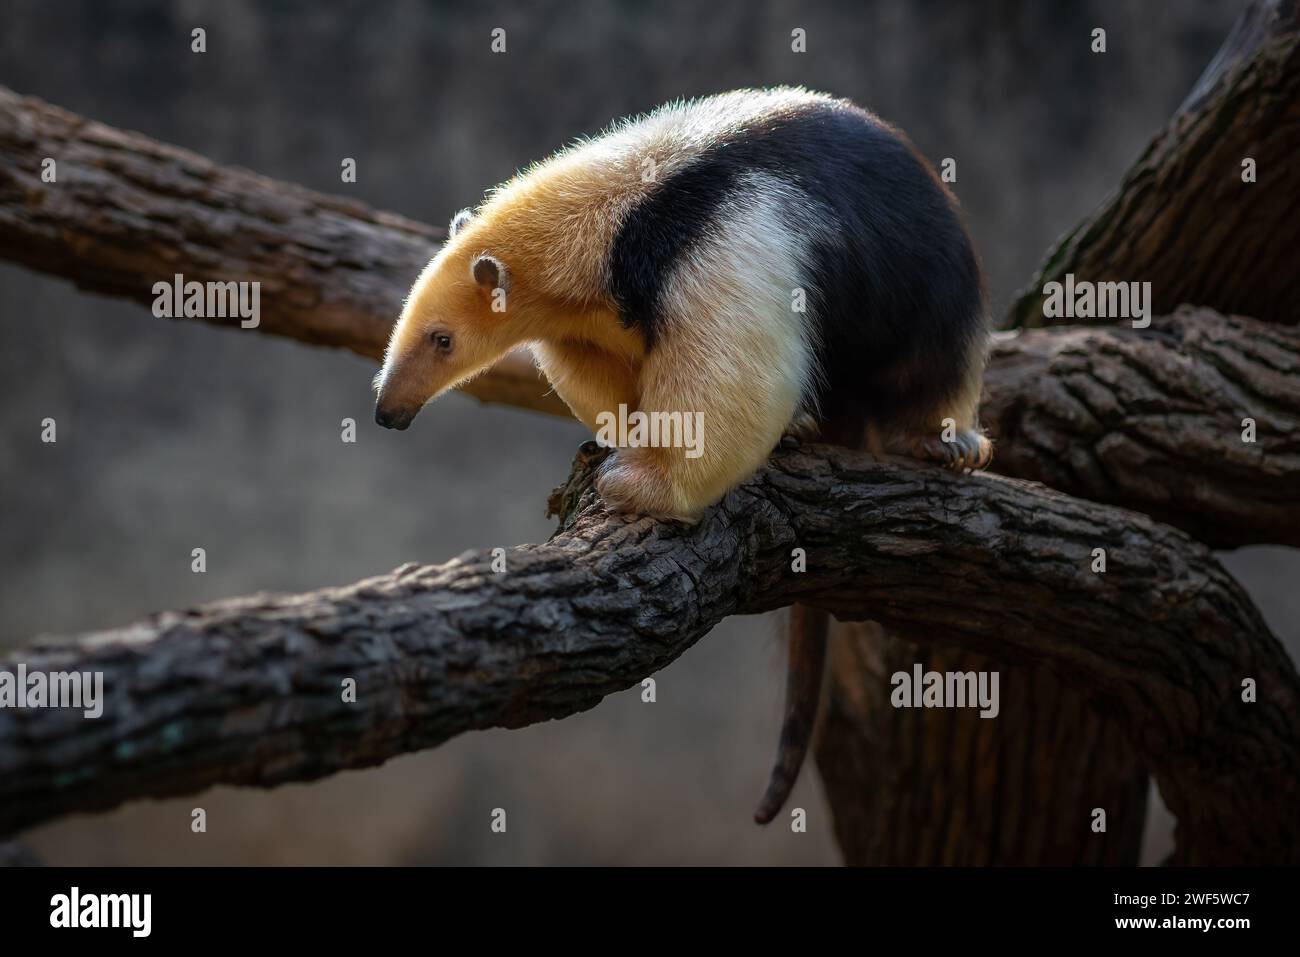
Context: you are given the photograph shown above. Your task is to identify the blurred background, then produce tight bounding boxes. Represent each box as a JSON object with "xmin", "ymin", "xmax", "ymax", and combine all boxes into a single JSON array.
[{"xmin": 1, "ymin": 0, "xmax": 1294, "ymax": 865}]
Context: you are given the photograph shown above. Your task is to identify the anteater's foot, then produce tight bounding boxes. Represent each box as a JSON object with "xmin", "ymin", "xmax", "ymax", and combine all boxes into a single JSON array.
[
  {"xmin": 778, "ymin": 412, "xmax": 820, "ymax": 450},
  {"xmin": 595, "ymin": 451, "xmax": 702, "ymax": 524},
  {"xmin": 905, "ymin": 429, "xmax": 993, "ymax": 473}
]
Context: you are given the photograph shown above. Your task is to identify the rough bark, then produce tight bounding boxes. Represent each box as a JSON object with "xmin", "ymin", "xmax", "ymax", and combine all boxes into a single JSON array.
[
  {"xmin": 0, "ymin": 445, "xmax": 1295, "ymax": 864},
  {"xmin": 0, "ymin": 86, "xmax": 561, "ymax": 416},
  {"xmin": 1007, "ymin": 0, "xmax": 1300, "ymax": 329},
  {"xmin": 815, "ymin": 630, "xmax": 1149, "ymax": 865},
  {"xmin": 985, "ymin": 308, "xmax": 1300, "ymax": 548}
]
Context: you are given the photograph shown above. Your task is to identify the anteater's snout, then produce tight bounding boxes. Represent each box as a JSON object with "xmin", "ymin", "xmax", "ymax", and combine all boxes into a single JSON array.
[{"xmin": 374, "ymin": 403, "xmax": 414, "ymax": 431}]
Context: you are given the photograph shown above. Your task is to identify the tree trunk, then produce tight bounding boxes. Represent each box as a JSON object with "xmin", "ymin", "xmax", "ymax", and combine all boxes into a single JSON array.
[{"xmin": 817, "ymin": 630, "xmax": 1148, "ymax": 865}]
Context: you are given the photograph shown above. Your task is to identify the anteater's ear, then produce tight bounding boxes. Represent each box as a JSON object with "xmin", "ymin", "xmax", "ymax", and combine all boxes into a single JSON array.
[
  {"xmin": 448, "ymin": 208, "xmax": 473, "ymax": 238},
  {"xmin": 471, "ymin": 254, "xmax": 510, "ymax": 294}
]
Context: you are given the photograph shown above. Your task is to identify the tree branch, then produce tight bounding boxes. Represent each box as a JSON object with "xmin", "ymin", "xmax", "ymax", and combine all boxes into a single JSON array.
[
  {"xmin": 0, "ymin": 86, "xmax": 563, "ymax": 416},
  {"xmin": 1, "ymin": 445, "xmax": 1295, "ymax": 864},
  {"xmin": 1007, "ymin": 0, "xmax": 1300, "ymax": 329},
  {"xmin": 985, "ymin": 307, "xmax": 1300, "ymax": 547}
]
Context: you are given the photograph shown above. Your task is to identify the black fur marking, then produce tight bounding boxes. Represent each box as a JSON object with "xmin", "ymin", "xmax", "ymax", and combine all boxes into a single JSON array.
[
  {"xmin": 608, "ymin": 159, "xmax": 736, "ymax": 350},
  {"xmin": 606, "ymin": 100, "xmax": 985, "ymax": 425}
]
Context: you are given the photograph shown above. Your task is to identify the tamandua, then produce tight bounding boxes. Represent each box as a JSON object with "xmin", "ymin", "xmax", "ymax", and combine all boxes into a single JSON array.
[{"xmin": 375, "ymin": 87, "xmax": 991, "ymax": 824}]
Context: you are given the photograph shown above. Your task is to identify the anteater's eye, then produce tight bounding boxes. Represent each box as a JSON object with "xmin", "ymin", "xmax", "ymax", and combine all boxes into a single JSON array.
[{"xmin": 431, "ymin": 332, "xmax": 453, "ymax": 352}]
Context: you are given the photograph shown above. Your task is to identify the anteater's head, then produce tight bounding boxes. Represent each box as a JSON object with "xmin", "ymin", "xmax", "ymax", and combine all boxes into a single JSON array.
[{"xmin": 374, "ymin": 209, "xmax": 519, "ymax": 430}]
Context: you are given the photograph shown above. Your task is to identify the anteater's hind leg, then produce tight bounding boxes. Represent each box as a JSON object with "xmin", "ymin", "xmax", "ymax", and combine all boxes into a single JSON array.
[
  {"xmin": 899, "ymin": 428, "xmax": 992, "ymax": 471},
  {"xmin": 884, "ymin": 355, "xmax": 992, "ymax": 472},
  {"xmin": 778, "ymin": 410, "xmax": 821, "ymax": 449}
]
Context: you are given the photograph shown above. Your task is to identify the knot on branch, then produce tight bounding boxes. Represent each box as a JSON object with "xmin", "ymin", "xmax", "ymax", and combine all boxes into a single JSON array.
[{"xmin": 546, "ymin": 440, "xmax": 612, "ymax": 530}]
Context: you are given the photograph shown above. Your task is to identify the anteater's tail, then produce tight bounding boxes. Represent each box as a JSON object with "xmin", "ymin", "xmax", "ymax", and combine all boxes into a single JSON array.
[{"xmin": 753, "ymin": 602, "xmax": 829, "ymax": 825}]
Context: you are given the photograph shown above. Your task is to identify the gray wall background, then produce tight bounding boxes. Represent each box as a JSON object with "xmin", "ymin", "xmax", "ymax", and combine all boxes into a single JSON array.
[{"xmin": 1, "ymin": 0, "xmax": 1294, "ymax": 865}]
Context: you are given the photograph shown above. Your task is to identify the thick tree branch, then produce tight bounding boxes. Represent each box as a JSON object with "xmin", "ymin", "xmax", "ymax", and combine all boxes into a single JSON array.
[
  {"xmin": 0, "ymin": 86, "xmax": 562, "ymax": 416},
  {"xmin": 1, "ymin": 445, "xmax": 1295, "ymax": 864},
  {"xmin": 1007, "ymin": 0, "xmax": 1300, "ymax": 329},
  {"xmin": 985, "ymin": 307, "xmax": 1300, "ymax": 547},
  {"xmin": 3, "ymin": 88, "xmax": 1296, "ymax": 548}
]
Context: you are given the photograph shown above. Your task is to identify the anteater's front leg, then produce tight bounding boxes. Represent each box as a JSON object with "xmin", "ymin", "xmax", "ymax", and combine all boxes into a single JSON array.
[{"xmin": 595, "ymin": 314, "xmax": 805, "ymax": 522}]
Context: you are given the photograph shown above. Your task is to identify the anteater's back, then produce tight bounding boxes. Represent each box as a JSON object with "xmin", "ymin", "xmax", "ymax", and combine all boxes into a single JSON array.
[{"xmin": 529, "ymin": 87, "xmax": 987, "ymax": 437}]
